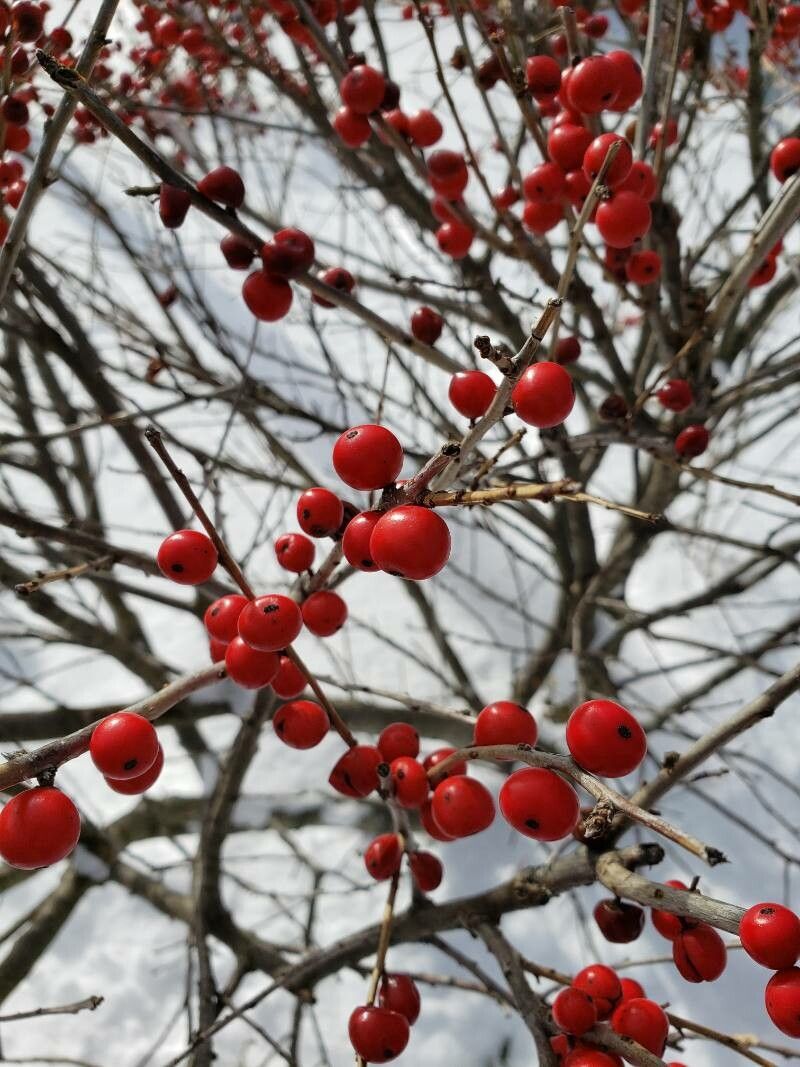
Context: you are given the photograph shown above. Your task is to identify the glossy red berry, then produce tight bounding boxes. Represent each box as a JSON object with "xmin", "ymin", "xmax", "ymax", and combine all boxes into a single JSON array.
[
  {"xmin": 473, "ymin": 701, "xmax": 538, "ymax": 751},
  {"xmin": 554, "ymin": 336, "xmax": 581, "ymax": 364},
  {"xmin": 342, "ymin": 510, "xmax": 381, "ymax": 570},
  {"xmin": 198, "ymin": 165, "xmax": 245, "ymax": 207},
  {"xmin": 204, "ymin": 595, "xmax": 248, "ymax": 644},
  {"xmin": 334, "ymin": 105, "xmax": 371, "ymax": 147},
  {"xmin": 564, "ymin": 1049, "xmax": 622, "ymax": 1067},
  {"xmin": 273, "ymin": 699, "xmax": 329, "ymax": 748},
  {"xmin": 448, "ymin": 370, "xmax": 496, "ymax": 419},
  {"xmin": 431, "ymin": 775, "xmax": 495, "ymax": 838},
  {"xmin": 423, "ymin": 748, "xmax": 467, "ymax": 778},
  {"xmin": 611, "ymin": 998, "xmax": 668, "ymax": 1056},
  {"xmin": 340, "ymin": 64, "xmax": 386, "ymax": 114},
  {"xmin": 583, "ymin": 133, "xmax": 633, "ymax": 187},
  {"xmin": 748, "ymin": 257, "xmax": 777, "ymax": 288},
  {"xmin": 261, "ymin": 227, "xmax": 315, "ymax": 277},
  {"xmin": 272, "ymin": 655, "xmax": 306, "ymax": 699},
  {"xmin": 409, "ymin": 850, "xmax": 443, "ymax": 892},
  {"xmin": 436, "ymin": 220, "xmax": 474, "ymax": 258},
  {"xmin": 297, "ymin": 487, "xmax": 344, "ymax": 538},
  {"xmin": 523, "ymin": 162, "xmax": 566, "ymax": 201},
  {"xmin": 209, "ymin": 637, "xmax": 228, "ymax": 662},
  {"xmin": 618, "ymin": 160, "xmax": 656, "ymax": 201},
  {"xmin": 90, "ymin": 712, "xmax": 159, "ymax": 780},
  {"xmin": 420, "ymin": 797, "xmax": 454, "ymax": 841},
  {"xmin": 410, "ymin": 306, "xmax": 443, "ymax": 345},
  {"xmin": 620, "ymin": 977, "xmax": 646, "ymax": 1002},
  {"xmin": 0, "ymin": 787, "xmax": 80, "ymax": 869},
  {"xmin": 525, "ymin": 54, "xmax": 561, "ymax": 97},
  {"xmin": 333, "ymin": 424, "xmax": 403, "ymax": 491},
  {"xmin": 594, "ymin": 898, "xmax": 645, "ymax": 943},
  {"xmin": 370, "ymin": 506, "xmax": 451, "ymax": 580},
  {"xmin": 157, "ymin": 530, "xmax": 217, "ymax": 585},
  {"xmin": 407, "ymin": 109, "xmax": 442, "ymax": 147},
  {"xmin": 428, "ymin": 149, "xmax": 469, "ymax": 198},
  {"xmin": 522, "ymin": 200, "xmax": 564, "ymax": 234},
  {"xmin": 511, "ymin": 361, "xmax": 575, "ymax": 429},
  {"xmin": 626, "ymin": 250, "xmax": 661, "ymax": 285},
  {"xmin": 766, "ymin": 968, "xmax": 800, "ymax": 1037},
  {"xmin": 275, "ymin": 532, "xmax": 315, "ymax": 573},
  {"xmin": 651, "ymin": 880, "xmax": 695, "ymax": 939},
  {"xmin": 314, "ymin": 266, "xmax": 357, "ymax": 308},
  {"xmin": 11, "ymin": 1, "xmax": 44, "ymax": 41},
  {"xmin": 552, "ymin": 987, "xmax": 597, "ymax": 1036},
  {"xmin": 606, "ymin": 50, "xmax": 643, "ymax": 111},
  {"xmin": 573, "ymin": 963, "xmax": 622, "ymax": 1020},
  {"xmin": 566, "ymin": 699, "xmax": 646, "ymax": 777},
  {"xmin": 740, "ymin": 903, "xmax": 800, "ymax": 970},
  {"xmin": 220, "ymin": 233, "xmax": 254, "ymax": 269},
  {"xmin": 242, "ymin": 271, "xmax": 292, "ymax": 321},
  {"xmin": 673, "ymin": 923, "xmax": 727, "ymax": 982},
  {"xmin": 364, "ymin": 832, "xmax": 403, "ymax": 880},
  {"xmin": 225, "ymin": 638, "xmax": 280, "ymax": 689},
  {"xmin": 657, "ymin": 379, "xmax": 693, "ymax": 412},
  {"xmin": 566, "ymin": 56, "xmax": 619, "ymax": 113},
  {"xmin": 329, "ymin": 744, "xmax": 382, "ymax": 796},
  {"xmin": 770, "ymin": 137, "xmax": 800, "ymax": 182},
  {"xmin": 238, "ymin": 594, "xmax": 303, "ymax": 652},
  {"xmin": 348, "ymin": 1005, "xmax": 409, "ymax": 1062},
  {"xmin": 675, "ymin": 424, "xmax": 709, "ymax": 458},
  {"xmin": 650, "ymin": 118, "xmax": 679, "ymax": 148},
  {"xmin": 390, "ymin": 756, "xmax": 429, "ymax": 808},
  {"xmin": 104, "ymin": 745, "xmax": 164, "ymax": 794},
  {"xmin": 378, "ymin": 722, "xmax": 420, "ymax": 762},
  {"xmin": 499, "ymin": 767, "xmax": 579, "ymax": 841},
  {"xmin": 159, "ymin": 183, "xmax": 191, "ymax": 228},
  {"xmin": 596, "ymin": 192, "xmax": 651, "ymax": 248},
  {"xmin": 301, "ymin": 590, "xmax": 347, "ymax": 637},
  {"xmin": 379, "ymin": 974, "xmax": 421, "ymax": 1024}
]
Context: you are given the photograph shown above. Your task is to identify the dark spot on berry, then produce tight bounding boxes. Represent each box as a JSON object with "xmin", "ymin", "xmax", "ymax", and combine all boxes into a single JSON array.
[
  {"xmin": 311, "ymin": 525, "xmax": 326, "ymax": 537},
  {"xmin": 346, "ymin": 430, "xmax": 358, "ymax": 439},
  {"xmin": 171, "ymin": 563, "xmax": 184, "ymax": 572},
  {"xmin": 276, "ymin": 720, "xmax": 285, "ymax": 733},
  {"xmin": 211, "ymin": 607, "xmax": 219, "ymax": 616},
  {"xmin": 123, "ymin": 758, "xmax": 138, "ymax": 771},
  {"xmin": 362, "ymin": 559, "xmax": 374, "ymax": 568},
  {"xmin": 760, "ymin": 906, "xmax": 775, "ymax": 915},
  {"xmin": 396, "ymin": 769, "xmax": 405, "ymax": 779},
  {"xmin": 617, "ymin": 723, "xmax": 632, "ymax": 739},
  {"xmin": 525, "ymin": 818, "xmax": 539, "ymax": 829},
  {"xmin": 302, "ymin": 508, "xmax": 310, "ymax": 519},
  {"xmin": 263, "ymin": 604, "xmax": 278, "ymax": 614},
  {"xmin": 343, "ymin": 771, "xmax": 354, "ymax": 790}
]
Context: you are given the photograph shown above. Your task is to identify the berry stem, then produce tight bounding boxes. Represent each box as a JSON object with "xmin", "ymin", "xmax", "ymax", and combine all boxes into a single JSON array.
[{"xmin": 283, "ymin": 646, "xmax": 357, "ymax": 748}]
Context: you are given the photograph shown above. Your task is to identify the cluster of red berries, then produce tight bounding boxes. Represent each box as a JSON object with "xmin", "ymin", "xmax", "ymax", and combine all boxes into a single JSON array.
[{"xmin": 349, "ymin": 973, "xmax": 421, "ymax": 1063}]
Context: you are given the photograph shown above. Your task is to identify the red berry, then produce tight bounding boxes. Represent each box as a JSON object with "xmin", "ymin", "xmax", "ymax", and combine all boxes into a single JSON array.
[
  {"xmin": 3, "ymin": 179, "xmax": 25, "ymax": 209},
  {"xmin": 511, "ymin": 361, "xmax": 575, "ymax": 429},
  {"xmin": 620, "ymin": 977, "xmax": 646, "ymax": 1002},
  {"xmin": 90, "ymin": 712, "xmax": 159, "ymax": 780},
  {"xmin": 379, "ymin": 974, "xmax": 421, "ymax": 1024},
  {"xmin": 448, "ymin": 370, "xmax": 496, "ymax": 419},
  {"xmin": 329, "ymin": 744, "xmax": 382, "ymax": 796},
  {"xmin": 261, "ymin": 227, "xmax": 315, "ymax": 277},
  {"xmin": 766, "ymin": 968, "xmax": 800, "ymax": 1037},
  {"xmin": 157, "ymin": 530, "xmax": 217, "ymax": 585},
  {"xmin": 333, "ymin": 105, "xmax": 371, "ymax": 147},
  {"xmin": 159, "ymin": 183, "xmax": 191, "ymax": 228},
  {"xmin": 348, "ymin": 1005, "xmax": 409, "ymax": 1062},
  {"xmin": 436, "ymin": 220, "xmax": 474, "ymax": 258},
  {"xmin": 566, "ymin": 699, "xmax": 647, "ymax": 777},
  {"xmin": 583, "ymin": 133, "xmax": 633, "ymax": 187},
  {"xmin": 225, "ymin": 638, "xmax": 280, "ymax": 689},
  {"xmin": 410, "ymin": 306, "xmax": 444, "ymax": 345},
  {"xmin": 473, "ymin": 701, "xmax": 538, "ymax": 751},
  {"xmin": 749, "ymin": 257, "xmax": 778, "ymax": 288},
  {"xmin": 605, "ymin": 50, "xmax": 643, "ymax": 111},
  {"xmin": 390, "ymin": 756, "xmax": 429, "ymax": 808},
  {"xmin": 522, "ymin": 200, "xmax": 564, "ymax": 234},
  {"xmin": 420, "ymin": 797, "xmax": 454, "ymax": 840},
  {"xmin": 197, "ymin": 165, "xmax": 245, "ymax": 207},
  {"xmin": 573, "ymin": 963, "xmax": 622, "ymax": 1020},
  {"xmin": 651, "ymin": 879, "xmax": 695, "ymax": 939},
  {"xmin": 626, "ymin": 250, "xmax": 661, "ymax": 285},
  {"xmin": 617, "ymin": 160, "xmax": 656, "ymax": 201},
  {"xmin": 220, "ymin": 233, "xmax": 254, "ymax": 269},
  {"xmin": 378, "ymin": 722, "xmax": 420, "ymax": 762},
  {"xmin": 494, "ymin": 184, "xmax": 520, "ymax": 210},
  {"xmin": 342, "ymin": 510, "xmax": 381, "ymax": 570},
  {"xmin": 672, "ymin": 923, "xmax": 727, "ymax": 982},
  {"xmin": 554, "ymin": 336, "xmax": 581, "ymax": 364},
  {"xmin": 271, "ymin": 655, "xmax": 307, "ymax": 699},
  {"xmin": 209, "ymin": 637, "xmax": 228, "ymax": 662},
  {"xmin": 297, "ymin": 487, "xmax": 344, "ymax": 538},
  {"xmin": 771, "ymin": 137, "xmax": 800, "ymax": 182},
  {"xmin": 675, "ymin": 424, "xmax": 709, "ymax": 458},
  {"xmin": 409, "ymin": 849, "xmax": 443, "ymax": 892},
  {"xmin": 657, "ymin": 379, "xmax": 693, "ymax": 412},
  {"xmin": 0, "ymin": 787, "xmax": 80, "ymax": 869},
  {"xmin": 275, "ymin": 532, "xmax": 315, "ymax": 573},
  {"xmin": 364, "ymin": 832, "xmax": 403, "ymax": 880},
  {"xmin": 340, "ymin": 64, "xmax": 386, "ymax": 114},
  {"xmin": 552, "ymin": 987, "xmax": 597, "ymax": 1036},
  {"xmin": 333, "ymin": 424, "xmax": 403, "ymax": 491},
  {"xmin": 273, "ymin": 699, "xmax": 329, "ymax": 749},
  {"xmin": 314, "ymin": 266, "xmax": 357, "ymax": 308},
  {"xmin": 301, "ymin": 590, "xmax": 347, "ymax": 637},
  {"xmin": 431, "ymin": 195, "xmax": 462, "ymax": 223},
  {"xmin": 525, "ymin": 54, "xmax": 561, "ymax": 97},
  {"xmin": 740, "ymin": 903, "xmax": 800, "ymax": 970},
  {"xmin": 238, "ymin": 594, "xmax": 303, "ymax": 652},
  {"xmin": 11, "ymin": 1, "xmax": 44, "ymax": 41},
  {"xmin": 370, "ymin": 506, "xmax": 451, "ymax": 580},
  {"xmin": 104, "ymin": 745, "xmax": 164, "ymax": 794},
  {"xmin": 523, "ymin": 161, "xmax": 566, "ymax": 201},
  {"xmin": 423, "ymin": 748, "xmax": 467, "ymax": 778},
  {"xmin": 594, "ymin": 898, "xmax": 645, "ymax": 943},
  {"xmin": 407, "ymin": 108, "xmax": 443, "ymax": 147},
  {"xmin": 596, "ymin": 192, "xmax": 651, "ymax": 248},
  {"xmin": 242, "ymin": 271, "xmax": 293, "ymax": 321},
  {"xmin": 499, "ymin": 767, "xmax": 579, "ymax": 841},
  {"xmin": 566, "ymin": 56, "xmax": 620, "ymax": 113},
  {"xmin": 431, "ymin": 775, "xmax": 495, "ymax": 837},
  {"xmin": 611, "ymin": 998, "xmax": 668, "ymax": 1056},
  {"xmin": 565, "ymin": 1051, "xmax": 622, "ymax": 1067},
  {"xmin": 382, "ymin": 108, "xmax": 410, "ymax": 139},
  {"xmin": 204, "ymin": 595, "xmax": 249, "ymax": 644},
  {"xmin": 428, "ymin": 149, "xmax": 469, "ymax": 198}
]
